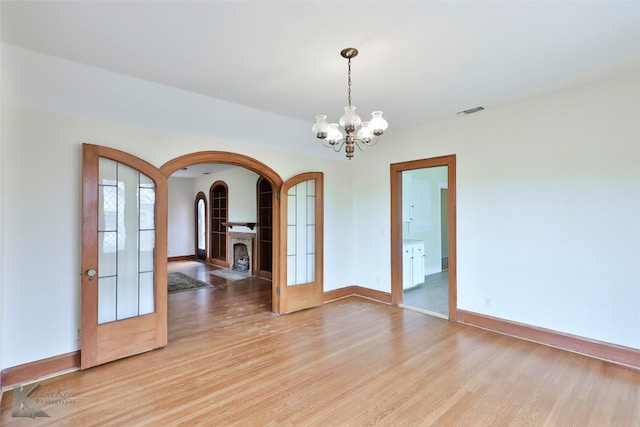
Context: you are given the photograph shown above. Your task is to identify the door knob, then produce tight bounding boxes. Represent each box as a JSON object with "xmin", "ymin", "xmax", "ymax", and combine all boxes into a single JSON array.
[{"xmin": 86, "ymin": 269, "xmax": 97, "ymax": 281}]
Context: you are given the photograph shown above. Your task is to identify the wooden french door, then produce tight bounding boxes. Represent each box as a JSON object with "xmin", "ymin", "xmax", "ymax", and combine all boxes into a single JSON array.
[
  {"xmin": 278, "ymin": 172, "xmax": 324, "ymax": 313},
  {"xmin": 81, "ymin": 144, "xmax": 167, "ymax": 369}
]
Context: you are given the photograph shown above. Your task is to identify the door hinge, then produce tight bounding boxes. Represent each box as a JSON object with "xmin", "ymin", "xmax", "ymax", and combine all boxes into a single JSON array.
[
  {"xmin": 276, "ymin": 286, "xmax": 280, "ymax": 296},
  {"xmin": 276, "ymin": 192, "xmax": 280, "ymax": 201}
]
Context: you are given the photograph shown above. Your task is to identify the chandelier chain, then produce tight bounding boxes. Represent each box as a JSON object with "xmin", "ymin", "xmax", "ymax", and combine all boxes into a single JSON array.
[{"xmin": 347, "ymin": 57, "xmax": 352, "ymax": 107}]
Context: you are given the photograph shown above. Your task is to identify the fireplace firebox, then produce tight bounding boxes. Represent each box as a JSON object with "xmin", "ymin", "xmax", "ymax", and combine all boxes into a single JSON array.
[{"xmin": 228, "ymin": 232, "xmax": 254, "ymax": 275}]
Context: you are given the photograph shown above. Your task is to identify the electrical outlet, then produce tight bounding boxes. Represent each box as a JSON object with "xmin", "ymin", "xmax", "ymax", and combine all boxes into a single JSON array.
[
  {"xmin": 76, "ymin": 329, "xmax": 81, "ymax": 340},
  {"xmin": 484, "ymin": 298, "xmax": 491, "ymax": 307}
]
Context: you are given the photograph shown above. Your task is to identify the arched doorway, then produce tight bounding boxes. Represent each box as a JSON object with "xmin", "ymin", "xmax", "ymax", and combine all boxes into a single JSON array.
[{"xmin": 160, "ymin": 151, "xmax": 284, "ymax": 313}]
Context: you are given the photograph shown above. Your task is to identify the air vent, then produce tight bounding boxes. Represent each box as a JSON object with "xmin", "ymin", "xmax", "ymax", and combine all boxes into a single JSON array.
[{"xmin": 457, "ymin": 106, "xmax": 485, "ymax": 115}]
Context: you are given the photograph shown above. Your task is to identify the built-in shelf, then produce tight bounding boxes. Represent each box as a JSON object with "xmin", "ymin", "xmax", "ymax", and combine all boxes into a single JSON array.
[{"xmin": 222, "ymin": 222, "xmax": 257, "ymax": 230}]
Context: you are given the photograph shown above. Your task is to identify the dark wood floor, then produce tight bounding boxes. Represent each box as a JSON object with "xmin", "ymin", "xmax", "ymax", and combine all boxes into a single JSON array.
[{"xmin": 2, "ymin": 261, "xmax": 639, "ymax": 426}]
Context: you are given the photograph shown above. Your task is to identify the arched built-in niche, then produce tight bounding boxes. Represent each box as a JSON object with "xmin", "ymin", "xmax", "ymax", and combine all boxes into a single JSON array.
[
  {"xmin": 256, "ymin": 177, "xmax": 273, "ymax": 280},
  {"xmin": 209, "ymin": 181, "xmax": 228, "ymax": 266}
]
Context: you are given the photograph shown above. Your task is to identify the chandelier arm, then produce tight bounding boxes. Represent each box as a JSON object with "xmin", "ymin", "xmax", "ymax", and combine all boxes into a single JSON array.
[
  {"xmin": 320, "ymin": 139, "xmax": 334, "ymax": 149},
  {"xmin": 320, "ymin": 138, "xmax": 347, "ymax": 152},
  {"xmin": 332, "ymin": 139, "xmax": 346, "ymax": 153},
  {"xmin": 365, "ymin": 135, "xmax": 380, "ymax": 147},
  {"xmin": 353, "ymin": 139, "xmax": 370, "ymax": 152},
  {"xmin": 353, "ymin": 135, "xmax": 379, "ymax": 151}
]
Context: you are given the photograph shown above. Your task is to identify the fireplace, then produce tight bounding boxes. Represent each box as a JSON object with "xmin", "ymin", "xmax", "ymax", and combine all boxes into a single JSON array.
[
  {"xmin": 228, "ymin": 232, "xmax": 255, "ymax": 275},
  {"xmin": 233, "ymin": 243, "xmax": 250, "ymax": 272}
]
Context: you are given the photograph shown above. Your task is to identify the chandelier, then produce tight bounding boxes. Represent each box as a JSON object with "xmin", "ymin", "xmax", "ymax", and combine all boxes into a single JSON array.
[{"xmin": 312, "ymin": 48, "xmax": 388, "ymax": 159}]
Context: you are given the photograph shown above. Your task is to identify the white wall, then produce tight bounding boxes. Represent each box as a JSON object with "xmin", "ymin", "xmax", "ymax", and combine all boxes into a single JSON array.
[
  {"xmin": 0, "ymin": 44, "xmax": 336, "ymax": 161},
  {"xmin": 1, "ymin": 107, "xmax": 356, "ymax": 369},
  {"xmin": 167, "ymin": 177, "xmax": 196, "ymax": 257},
  {"xmin": 0, "ymin": 75, "xmax": 5, "ymax": 376},
  {"xmin": 353, "ymin": 74, "xmax": 640, "ymax": 349}
]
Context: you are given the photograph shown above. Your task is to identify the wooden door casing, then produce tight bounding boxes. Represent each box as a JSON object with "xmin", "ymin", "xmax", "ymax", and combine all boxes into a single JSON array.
[{"xmin": 390, "ymin": 155, "xmax": 457, "ymax": 320}]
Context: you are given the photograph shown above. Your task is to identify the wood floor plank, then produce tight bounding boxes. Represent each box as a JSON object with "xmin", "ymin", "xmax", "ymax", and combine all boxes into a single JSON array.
[{"xmin": 1, "ymin": 261, "xmax": 639, "ymax": 426}]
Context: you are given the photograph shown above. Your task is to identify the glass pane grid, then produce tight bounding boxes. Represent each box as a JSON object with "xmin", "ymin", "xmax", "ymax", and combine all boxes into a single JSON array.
[
  {"xmin": 287, "ymin": 180, "xmax": 316, "ymax": 286},
  {"xmin": 97, "ymin": 159, "xmax": 156, "ymax": 324}
]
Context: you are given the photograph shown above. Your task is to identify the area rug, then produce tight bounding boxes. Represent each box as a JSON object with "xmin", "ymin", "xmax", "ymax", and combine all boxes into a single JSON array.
[
  {"xmin": 210, "ymin": 269, "xmax": 250, "ymax": 282},
  {"xmin": 168, "ymin": 272, "xmax": 213, "ymax": 293}
]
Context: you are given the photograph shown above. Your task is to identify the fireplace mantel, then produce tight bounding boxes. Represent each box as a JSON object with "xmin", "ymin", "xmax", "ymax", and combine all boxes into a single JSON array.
[{"xmin": 222, "ymin": 222, "xmax": 256, "ymax": 230}]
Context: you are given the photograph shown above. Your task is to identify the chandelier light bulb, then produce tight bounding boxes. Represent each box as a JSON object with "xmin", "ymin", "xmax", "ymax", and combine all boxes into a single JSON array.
[
  {"xmin": 312, "ymin": 114, "xmax": 329, "ymax": 139},
  {"xmin": 326, "ymin": 123, "xmax": 343, "ymax": 144},
  {"xmin": 369, "ymin": 111, "xmax": 388, "ymax": 136},
  {"xmin": 339, "ymin": 106, "xmax": 362, "ymax": 132},
  {"xmin": 356, "ymin": 121, "xmax": 373, "ymax": 143}
]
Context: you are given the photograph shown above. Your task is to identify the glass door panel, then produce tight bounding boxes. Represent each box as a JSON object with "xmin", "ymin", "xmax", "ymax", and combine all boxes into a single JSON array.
[
  {"xmin": 97, "ymin": 158, "xmax": 155, "ymax": 324},
  {"xmin": 286, "ymin": 179, "xmax": 316, "ymax": 286},
  {"xmin": 197, "ymin": 199, "xmax": 206, "ymax": 251},
  {"xmin": 196, "ymin": 196, "xmax": 206, "ymax": 261}
]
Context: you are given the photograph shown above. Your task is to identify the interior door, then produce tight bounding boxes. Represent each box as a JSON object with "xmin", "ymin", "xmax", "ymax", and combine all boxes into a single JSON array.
[
  {"xmin": 81, "ymin": 143, "xmax": 167, "ymax": 369},
  {"xmin": 278, "ymin": 172, "xmax": 324, "ymax": 313}
]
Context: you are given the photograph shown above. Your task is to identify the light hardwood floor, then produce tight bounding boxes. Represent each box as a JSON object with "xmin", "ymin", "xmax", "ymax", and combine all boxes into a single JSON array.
[{"xmin": 1, "ymin": 261, "xmax": 639, "ymax": 426}]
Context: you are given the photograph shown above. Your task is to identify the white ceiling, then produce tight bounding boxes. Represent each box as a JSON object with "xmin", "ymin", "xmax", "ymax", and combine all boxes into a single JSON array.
[
  {"xmin": 1, "ymin": 1, "xmax": 639, "ymax": 133},
  {"xmin": 171, "ymin": 162, "xmax": 238, "ymax": 179}
]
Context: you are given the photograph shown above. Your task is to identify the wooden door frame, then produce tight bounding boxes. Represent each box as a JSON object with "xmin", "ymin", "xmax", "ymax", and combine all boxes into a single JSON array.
[
  {"xmin": 390, "ymin": 155, "xmax": 457, "ymax": 320},
  {"xmin": 160, "ymin": 151, "xmax": 284, "ymax": 313}
]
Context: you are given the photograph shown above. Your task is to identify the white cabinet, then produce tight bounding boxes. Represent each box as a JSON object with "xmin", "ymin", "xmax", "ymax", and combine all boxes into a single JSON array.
[
  {"xmin": 402, "ymin": 174, "xmax": 429, "ymax": 232},
  {"xmin": 402, "ymin": 241, "xmax": 425, "ymax": 289}
]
